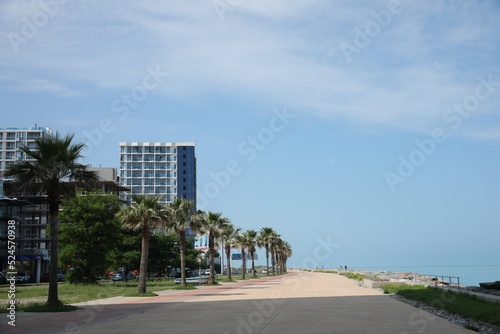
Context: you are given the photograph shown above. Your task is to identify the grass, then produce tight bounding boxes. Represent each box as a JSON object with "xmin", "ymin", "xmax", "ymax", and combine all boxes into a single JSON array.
[
  {"xmin": 0, "ymin": 274, "xmax": 261, "ymax": 312},
  {"xmin": 340, "ymin": 272, "xmax": 366, "ymax": 281},
  {"xmin": 383, "ymin": 284, "xmax": 500, "ymax": 327},
  {"xmin": 381, "ymin": 283, "xmax": 426, "ymax": 294},
  {"xmin": 0, "ymin": 278, "xmax": 188, "ymax": 313},
  {"xmin": 315, "ymin": 270, "xmax": 339, "ymax": 274},
  {"xmin": 21, "ymin": 303, "xmax": 79, "ymax": 312},
  {"xmin": 217, "ymin": 274, "xmax": 266, "ymax": 282}
]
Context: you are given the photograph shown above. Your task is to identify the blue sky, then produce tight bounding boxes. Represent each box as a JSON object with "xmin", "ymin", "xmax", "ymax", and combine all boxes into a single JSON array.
[{"xmin": 1, "ymin": 1, "xmax": 500, "ymax": 285}]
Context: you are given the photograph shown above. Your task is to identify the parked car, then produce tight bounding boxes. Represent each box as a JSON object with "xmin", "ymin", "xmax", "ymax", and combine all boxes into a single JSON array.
[
  {"xmin": 15, "ymin": 273, "xmax": 31, "ymax": 283},
  {"xmin": 204, "ymin": 269, "xmax": 211, "ymax": 275},
  {"xmin": 112, "ymin": 272, "xmax": 136, "ymax": 281},
  {"xmin": 174, "ymin": 269, "xmax": 192, "ymax": 279}
]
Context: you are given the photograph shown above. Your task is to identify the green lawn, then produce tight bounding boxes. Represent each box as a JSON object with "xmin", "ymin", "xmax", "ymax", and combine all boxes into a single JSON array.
[
  {"xmin": 383, "ymin": 284, "xmax": 500, "ymax": 328},
  {"xmin": 1, "ymin": 273, "xmax": 280, "ymax": 312},
  {"xmin": 0, "ymin": 279, "xmax": 191, "ymax": 312}
]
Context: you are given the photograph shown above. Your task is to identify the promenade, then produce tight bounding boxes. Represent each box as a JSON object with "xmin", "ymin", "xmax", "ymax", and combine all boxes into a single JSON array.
[{"xmin": 2, "ymin": 271, "xmax": 475, "ymax": 333}]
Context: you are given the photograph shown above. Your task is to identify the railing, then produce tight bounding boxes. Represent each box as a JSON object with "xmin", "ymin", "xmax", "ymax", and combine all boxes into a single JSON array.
[{"xmin": 412, "ymin": 273, "xmax": 461, "ymax": 288}]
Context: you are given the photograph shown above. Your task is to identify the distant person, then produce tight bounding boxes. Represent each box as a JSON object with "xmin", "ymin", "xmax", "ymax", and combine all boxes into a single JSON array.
[{"xmin": 345, "ymin": 265, "xmax": 347, "ymax": 271}]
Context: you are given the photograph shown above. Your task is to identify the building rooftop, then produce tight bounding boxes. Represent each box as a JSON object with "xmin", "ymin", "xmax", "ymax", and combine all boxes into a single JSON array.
[{"xmin": 119, "ymin": 141, "xmax": 195, "ymax": 146}]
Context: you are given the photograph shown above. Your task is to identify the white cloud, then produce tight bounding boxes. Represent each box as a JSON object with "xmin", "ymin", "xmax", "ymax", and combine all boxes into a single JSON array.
[{"xmin": 0, "ymin": 0, "xmax": 499, "ymax": 137}]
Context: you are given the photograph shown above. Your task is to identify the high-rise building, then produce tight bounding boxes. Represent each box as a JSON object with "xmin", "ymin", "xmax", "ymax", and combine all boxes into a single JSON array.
[
  {"xmin": 0, "ymin": 126, "xmax": 53, "ymax": 180},
  {"xmin": 119, "ymin": 142, "xmax": 196, "ymax": 207}
]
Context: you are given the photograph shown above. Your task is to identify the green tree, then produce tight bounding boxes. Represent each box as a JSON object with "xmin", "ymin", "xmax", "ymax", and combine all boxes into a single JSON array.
[
  {"xmin": 221, "ymin": 223, "xmax": 240, "ymax": 281},
  {"xmin": 5, "ymin": 132, "xmax": 98, "ymax": 307},
  {"xmin": 269, "ymin": 231, "xmax": 281, "ymax": 276},
  {"xmin": 164, "ymin": 199, "xmax": 200, "ymax": 287},
  {"xmin": 109, "ymin": 230, "xmax": 141, "ymax": 278},
  {"xmin": 59, "ymin": 192, "xmax": 121, "ymax": 284},
  {"xmin": 147, "ymin": 233, "xmax": 179, "ymax": 278},
  {"xmin": 257, "ymin": 227, "xmax": 275, "ymax": 276},
  {"xmin": 116, "ymin": 195, "xmax": 165, "ymax": 293},
  {"xmin": 193, "ymin": 211, "xmax": 230, "ymax": 284},
  {"xmin": 236, "ymin": 233, "xmax": 249, "ymax": 279},
  {"xmin": 243, "ymin": 229, "xmax": 258, "ymax": 277}
]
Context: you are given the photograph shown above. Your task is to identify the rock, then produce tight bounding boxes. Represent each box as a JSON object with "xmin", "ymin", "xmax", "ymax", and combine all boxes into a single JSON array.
[{"xmin": 479, "ymin": 281, "xmax": 500, "ymax": 290}]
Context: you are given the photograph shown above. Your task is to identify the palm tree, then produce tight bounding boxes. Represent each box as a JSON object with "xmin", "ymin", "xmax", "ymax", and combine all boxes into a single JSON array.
[
  {"xmin": 244, "ymin": 230, "xmax": 258, "ymax": 277},
  {"xmin": 5, "ymin": 132, "xmax": 98, "ymax": 307},
  {"xmin": 272, "ymin": 237, "xmax": 292, "ymax": 275},
  {"xmin": 193, "ymin": 211, "xmax": 229, "ymax": 284},
  {"xmin": 221, "ymin": 223, "xmax": 240, "ymax": 281},
  {"xmin": 236, "ymin": 233, "xmax": 248, "ymax": 279},
  {"xmin": 281, "ymin": 241, "xmax": 292, "ymax": 274},
  {"xmin": 164, "ymin": 198, "xmax": 198, "ymax": 287},
  {"xmin": 117, "ymin": 195, "xmax": 164, "ymax": 293},
  {"xmin": 269, "ymin": 231, "xmax": 281, "ymax": 276},
  {"xmin": 257, "ymin": 227, "xmax": 275, "ymax": 276}
]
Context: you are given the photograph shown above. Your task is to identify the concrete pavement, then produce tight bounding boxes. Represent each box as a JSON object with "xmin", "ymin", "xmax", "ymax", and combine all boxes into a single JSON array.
[{"xmin": 2, "ymin": 271, "xmax": 475, "ymax": 333}]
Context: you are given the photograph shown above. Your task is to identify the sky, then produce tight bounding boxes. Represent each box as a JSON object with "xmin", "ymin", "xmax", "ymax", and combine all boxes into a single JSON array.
[{"xmin": 1, "ymin": 0, "xmax": 500, "ymax": 285}]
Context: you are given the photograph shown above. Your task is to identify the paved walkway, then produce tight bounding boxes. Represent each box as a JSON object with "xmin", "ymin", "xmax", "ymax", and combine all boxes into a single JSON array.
[{"xmin": 2, "ymin": 271, "xmax": 475, "ymax": 333}]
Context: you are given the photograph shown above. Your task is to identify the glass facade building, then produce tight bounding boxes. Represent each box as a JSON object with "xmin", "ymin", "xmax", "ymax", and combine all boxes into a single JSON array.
[{"xmin": 119, "ymin": 142, "xmax": 196, "ymax": 207}]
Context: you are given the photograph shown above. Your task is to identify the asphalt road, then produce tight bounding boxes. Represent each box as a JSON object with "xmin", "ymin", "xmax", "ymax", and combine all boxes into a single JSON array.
[{"xmin": 2, "ymin": 271, "xmax": 475, "ymax": 333}]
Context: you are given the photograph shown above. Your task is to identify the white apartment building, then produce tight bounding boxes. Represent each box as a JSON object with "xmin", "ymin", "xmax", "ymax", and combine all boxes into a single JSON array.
[
  {"xmin": 0, "ymin": 126, "xmax": 53, "ymax": 180},
  {"xmin": 119, "ymin": 142, "xmax": 196, "ymax": 206}
]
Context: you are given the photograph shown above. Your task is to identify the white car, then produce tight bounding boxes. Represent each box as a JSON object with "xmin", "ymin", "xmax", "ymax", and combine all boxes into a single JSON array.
[{"xmin": 204, "ymin": 269, "xmax": 211, "ymax": 275}]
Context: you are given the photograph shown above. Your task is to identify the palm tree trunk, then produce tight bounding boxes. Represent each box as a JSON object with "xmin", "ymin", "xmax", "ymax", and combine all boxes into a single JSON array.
[
  {"xmin": 208, "ymin": 232, "xmax": 215, "ymax": 284},
  {"xmin": 271, "ymin": 249, "xmax": 276, "ymax": 276},
  {"xmin": 251, "ymin": 251, "xmax": 256, "ymax": 277},
  {"xmin": 241, "ymin": 247, "xmax": 246, "ymax": 280},
  {"xmin": 179, "ymin": 231, "xmax": 187, "ymax": 287},
  {"xmin": 225, "ymin": 243, "xmax": 232, "ymax": 280},
  {"xmin": 265, "ymin": 245, "xmax": 269, "ymax": 276},
  {"xmin": 137, "ymin": 223, "xmax": 150, "ymax": 293},
  {"xmin": 47, "ymin": 200, "xmax": 61, "ymax": 307}
]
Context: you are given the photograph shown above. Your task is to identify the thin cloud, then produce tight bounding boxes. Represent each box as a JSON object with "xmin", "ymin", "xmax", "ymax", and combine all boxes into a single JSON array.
[{"xmin": 0, "ymin": 1, "xmax": 498, "ymax": 137}]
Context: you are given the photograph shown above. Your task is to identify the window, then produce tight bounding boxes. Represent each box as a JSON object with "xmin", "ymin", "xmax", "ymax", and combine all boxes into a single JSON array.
[{"xmin": 182, "ymin": 162, "xmax": 186, "ymax": 166}]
